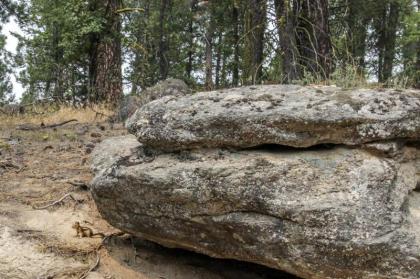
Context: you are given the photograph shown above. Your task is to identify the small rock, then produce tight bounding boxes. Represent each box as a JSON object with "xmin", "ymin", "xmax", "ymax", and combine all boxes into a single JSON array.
[
  {"xmin": 115, "ymin": 78, "xmax": 192, "ymax": 122},
  {"xmin": 75, "ymin": 125, "xmax": 89, "ymax": 135},
  {"xmin": 91, "ymin": 132, "xmax": 102, "ymax": 138},
  {"xmin": 91, "ymin": 138, "xmax": 102, "ymax": 144},
  {"xmin": 98, "ymin": 125, "xmax": 106, "ymax": 131},
  {"xmin": 85, "ymin": 143, "xmax": 96, "ymax": 149}
]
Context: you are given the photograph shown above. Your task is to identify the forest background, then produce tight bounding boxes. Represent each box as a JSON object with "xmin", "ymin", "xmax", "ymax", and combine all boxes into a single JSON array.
[{"xmin": 0, "ymin": 0, "xmax": 419, "ymax": 106}]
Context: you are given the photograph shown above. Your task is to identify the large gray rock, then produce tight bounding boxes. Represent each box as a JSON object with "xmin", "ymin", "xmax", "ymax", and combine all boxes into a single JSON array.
[
  {"xmin": 91, "ymin": 136, "xmax": 420, "ymax": 279},
  {"xmin": 136, "ymin": 78, "xmax": 191, "ymax": 107},
  {"xmin": 126, "ymin": 85, "xmax": 420, "ymax": 150},
  {"xmin": 90, "ymin": 135, "xmax": 139, "ymax": 174},
  {"xmin": 116, "ymin": 78, "xmax": 191, "ymax": 121}
]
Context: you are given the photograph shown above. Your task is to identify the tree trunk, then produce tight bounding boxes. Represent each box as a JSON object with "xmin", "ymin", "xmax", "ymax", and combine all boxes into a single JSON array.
[
  {"xmin": 347, "ymin": 0, "xmax": 368, "ymax": 72},
  {"xmin": 220, "ymin": 46, "xmax": 227, "ymax": 87},
  {"xmin": 204, "ymin": 7, "xmax": 215, "ymax": 90},
  {"xmin": 295, "ymin": 0, "xmax": 332, "ymax": 79},
  {"xmin": 416, "ymin": 1, "xmax": 420, "ymax": 88},
  {"xmin": 158, "ymin": 0, "xmax": 170, "ymax": 80},
  {"xmin": 274, "ymin": 0, "xmax": 299, "ymax": 83},
  {"xmin": 243, "ymin": 0, "xmax": 266, "ymax": 85},
  {"xmin": 186, "ymin": 0, "xmax": 197, "ymax": 80},
  {"xmin": 51, "ymin": 22, "xmax": 64, "ymax": 101},
  {"xmin": 232, "ymin": 4, "xmax": 240, "ymax": 86},
  {"xmin": 215, "ymin": 32, "xmax": 222, "ymax": 88},
  {"xmin": 131, "ymin": 0, "xmax": 152, "ymax": 92},
  {"xmin": 382, "ymin": 2, "xmax": 400, "ymax": 82},
  {"xmin": 375, "ymin": 1, "xmax": 400, "ymax": 83},
  {"xmin": 375, "ymin": 3, "xmax": 387, "ymax": 83},
  {"xmin": 89, "ymin": 0, "xmax": 123, "ymax": 105}
]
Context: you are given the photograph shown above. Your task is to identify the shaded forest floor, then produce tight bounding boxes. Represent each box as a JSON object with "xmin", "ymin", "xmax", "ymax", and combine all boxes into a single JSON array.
[{"xmin": 0, "ymin": 109, "xmax": 298, "ymax": 279}]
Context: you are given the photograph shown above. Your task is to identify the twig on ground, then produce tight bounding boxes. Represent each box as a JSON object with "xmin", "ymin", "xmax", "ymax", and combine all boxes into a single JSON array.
[
  {"xmin": 16, "ymin": 119, "xmax": 78, "ymax": 130},
  {"xmin": 32, "ymin": 192, "xmax": 78, "ymax": 210},
  {"xmin": 90, "ymin": 107, "xmax": 111, "ymax": 119},
  {"xmin": 67, "ymin": 180, "xmax": 89, "ymax": 190},
  {"xmin": 78, "ymin": 232, "xmax": 125, "ymax": 279},
  {"xmin": 79, "ymin": 250, "xmax": 100, "ymax": 279},
  {"xmin": 15, "ymin": 165, "xmax": 27, "ymax": 173},
  {"xmin": 44, "ymin": 119, "xmax": 78, "ymax": 129},
  {"xmin": 0, "ymin": 160, "xmax": 20, "ymax": 169},
  {"xmin": 16, "ymin": 229, "xmax": 42, "ymax": 233}
]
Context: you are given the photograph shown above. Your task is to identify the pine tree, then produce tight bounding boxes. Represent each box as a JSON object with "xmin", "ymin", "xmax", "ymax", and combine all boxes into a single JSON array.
[{"xmin": 88, "ymin": 0, "xmax": 123, "ymax": 104}]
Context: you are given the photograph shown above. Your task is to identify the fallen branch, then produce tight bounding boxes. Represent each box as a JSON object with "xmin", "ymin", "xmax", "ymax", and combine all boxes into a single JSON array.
[
  {"xmin": 15, "ymin": 165, "xmax": 27, "ymax": 173},
  {"xmin": 45, "ymin": 119, "xmax": 78, "ymax": 129},
  {"xmin": 16, "ymin": 229, "xmax": 42, "ymax": 233},
  {"xmin": 77, "ymin": 231, "xmax": 126, "ymax": 279},
  {"xmin": 17, "ymin": 119, "xmax": 78, "ymax": 131},
  {"xmin": 79, "ymin": 251, "xmax": 100, "ymax": 279},
  {"xmin": 33, "ymin": 192, "xmax": 77, "ymax": 210},
  {"xmin": 0, "ymin": 160, "xmax": 20, "ymax": 169},
  {"xmin": 90, "ymin": 107, "xmax": 111, "ymax": 119},
  {"xmin": 67, "ymin": 180, "xmax": 89, "ymax": 190}
]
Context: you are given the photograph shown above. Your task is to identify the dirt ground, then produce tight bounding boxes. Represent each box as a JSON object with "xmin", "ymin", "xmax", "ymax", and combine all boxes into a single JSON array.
[{"xmin": 0, "ymin": 111, "xmax": 298, "ymax": 279}]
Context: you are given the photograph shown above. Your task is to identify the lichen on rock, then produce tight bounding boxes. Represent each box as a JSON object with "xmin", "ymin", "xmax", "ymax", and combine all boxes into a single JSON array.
[
  {"xmin": 126, "ymin": 85, "xmax": 420, "ymax": 151},
  {"xmin": 92, "ymin": 85, "xmax": 420, "ymax": 279}
]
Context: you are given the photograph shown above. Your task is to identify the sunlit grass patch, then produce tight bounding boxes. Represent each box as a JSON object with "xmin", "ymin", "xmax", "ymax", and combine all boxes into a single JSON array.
[{"xmin": 0, "ymin": 105, "xmax": 112, "ymax": 129}]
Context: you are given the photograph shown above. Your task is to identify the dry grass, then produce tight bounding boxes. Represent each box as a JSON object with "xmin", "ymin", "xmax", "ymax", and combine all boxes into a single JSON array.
[{"xmin": 0, "ymin": 105, "xmax": 113, "ymax": 129}]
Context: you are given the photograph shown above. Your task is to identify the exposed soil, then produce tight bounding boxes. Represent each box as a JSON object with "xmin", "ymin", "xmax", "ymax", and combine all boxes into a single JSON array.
[{"xmin": 0, "ymin": 119, "xmax": 298, "ymax": 279}]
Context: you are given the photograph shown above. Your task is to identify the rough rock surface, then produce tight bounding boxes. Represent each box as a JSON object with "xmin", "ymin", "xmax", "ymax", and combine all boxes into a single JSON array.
[
  {"xmin": 414, "ymin": 146, "xmax": 420, "ymax": 191},
  {"xmin": 136, "ymin": 78, "xmax": 191, "ymax": 107},
  {"xmin": 116, "ymin": 78, "xmax": 191, "ymax": 121},
  {"xmin": 126, "ymin": 85, "xmax": 420, "ymax": 150},
  {"xmin": 90, "ymin": 135, "xmax": 139, "ymax": 173},
  {"xmin": 91, "ymin": 136, "xmax": 420, "ymax": 279}
]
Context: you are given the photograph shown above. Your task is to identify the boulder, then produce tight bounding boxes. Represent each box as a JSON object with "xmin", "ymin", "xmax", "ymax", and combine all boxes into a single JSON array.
[
  {"xmin": 126, "ymin": 85, "xmax": 420, "ymax": 151},
  {"xmin": 115, "ymin": 95, "xmax": 142, "ymax": 122},
  {"xmin": 136, "ymin": 78, "xmax": 192, "ymax": 107},
  {"xmin": 90, "ymin": 135, "xmax": 139, "ymax": 174},
  {"xmin": 91, "ymin": 136, "xmax": 420, "ymax": 279},
  {"xmin": 116, "ymin": 78, "xmax": 191, "ymax": 121}
]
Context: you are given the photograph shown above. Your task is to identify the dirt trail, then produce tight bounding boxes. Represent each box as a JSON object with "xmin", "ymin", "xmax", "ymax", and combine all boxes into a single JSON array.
[{"xmin": 0, "ymin": 120, "xmax": 297, "ymax": 279}]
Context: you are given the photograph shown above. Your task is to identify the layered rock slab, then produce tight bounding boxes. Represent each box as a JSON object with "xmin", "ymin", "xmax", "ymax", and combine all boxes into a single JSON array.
[
  {"xmin": 126, "ymin": 85, "xmax": 420, "ymax": 150},
  {"xmin": 91, "ymin": 136, "xmax": 420, "ymax": 279}
]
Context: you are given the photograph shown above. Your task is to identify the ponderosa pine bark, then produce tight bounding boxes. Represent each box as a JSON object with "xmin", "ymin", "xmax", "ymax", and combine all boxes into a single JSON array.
[
  {"xmin": 416, "ymin": 1, "xmax": 420, "ymax": 88},
  {"xmin": 382, "ymin": 2, "xmax": 400, "ymax": 82},
  {"xmin": 89, "ymin": 0, "xmax": 123, "ymax": 105},
  {"xmin": 158, "ymin": 0, "xmax": 171, "ymax": 80},
  {"xmin": 295, "ymin": 0, "xmax": 332, "ymax": 79},
  {"xmin": 243, "ymin": 0, "xmax": 266, "ymax": 85},
  {"xmin": 375, "ymin": 1, "xmax": 400, "ymax": 83},
  {"xmin": 274, "ymin": 0, "xmax": 300, "ymax": 83},
  {"xmin": 347, "ymin": 0, "xmax": 368, "ymax": 72},
  {"xmin": 215, "ymin": 32, "xmax": 222, "ymax": 88},
  {"xmin": 186, "ymin": 0, "xmax": 198, "ymax": 80},
  {"xmin": 232, "ymin": 3, "xmax": 240, "ymax": 86},
  {"xmin": 204, "ymin": 3, "xmax": 215, "ymax": 90}
]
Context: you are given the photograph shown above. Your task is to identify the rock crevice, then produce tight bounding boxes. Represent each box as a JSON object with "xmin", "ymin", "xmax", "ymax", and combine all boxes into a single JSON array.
[{"xmin": 91, "ymin": 85, "xmax": 420, "ymax": 279}]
